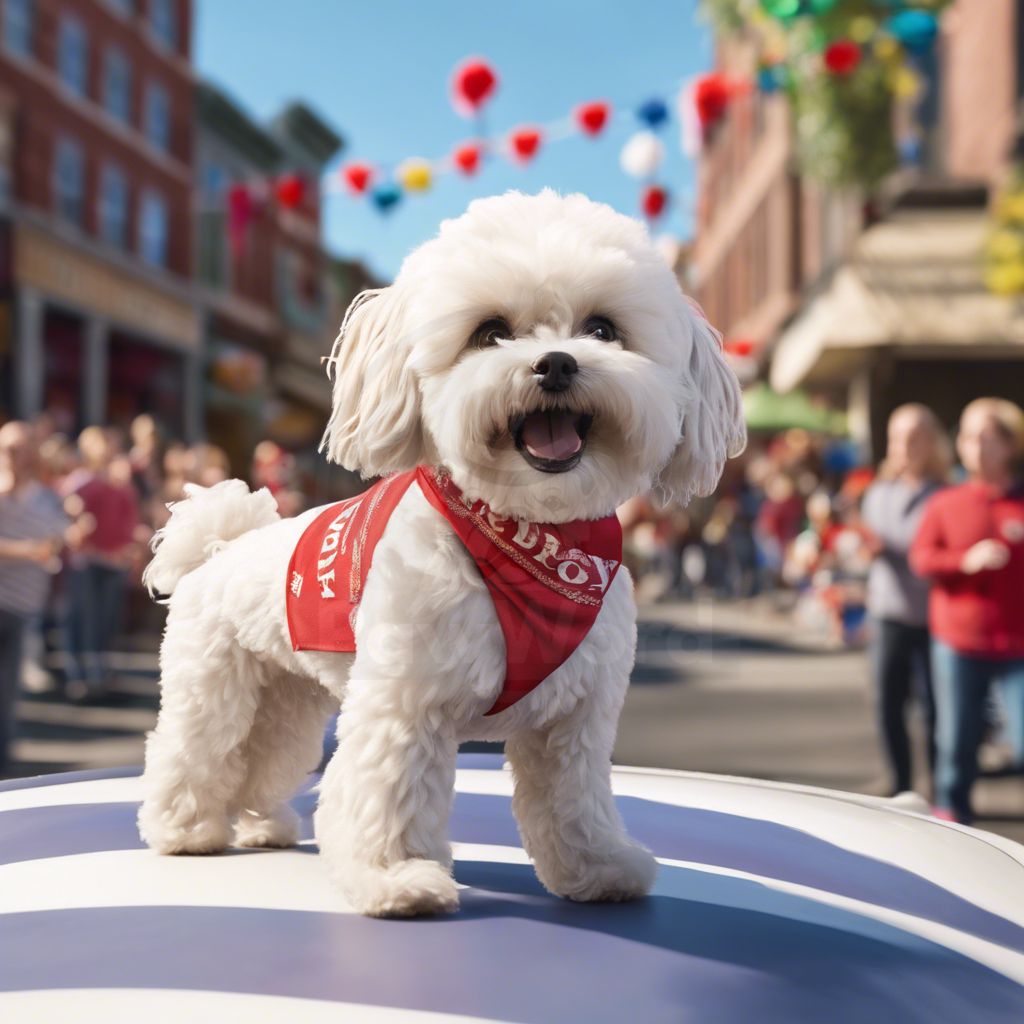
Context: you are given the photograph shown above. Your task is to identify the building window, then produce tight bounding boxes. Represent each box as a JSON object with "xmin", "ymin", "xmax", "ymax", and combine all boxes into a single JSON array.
[
  {"xmin": 53, "ymin": 138, "xmax": 85, "ymax": 226},
  {"xmin": 149, "ymin": 0, "xmax": 176, "ymax": 51},
  {"xmin": 139, "ymin": 189, "xmax": 168, "ymax": 267},
  {"xmin": 200, "ymin": 157, "xmax": 229, "ymax": 200},
  {"xmin": 57, "ymin": 16, "xmax": 88, "ymax": 97},
  {"xmin": 2, "ymin": 0, "xmax": 32, "ymax": 57},
  {"xmin": 145, "ymin": 82, "xmax": 171, "ymax": 152},
  {"xmin": 278, "ymin": 246, "xmax": 323, "ymax": 331},
  {"xmin": 103, "ymin": 48, "xmax": 132, "ymax": 124},
  {"xmin": 103, "ymin": 0, "xmax": 134, "ymax": 16},
  {"xmin": 100, "ymin": 165, "xmax": 128, "ymax": 248}
]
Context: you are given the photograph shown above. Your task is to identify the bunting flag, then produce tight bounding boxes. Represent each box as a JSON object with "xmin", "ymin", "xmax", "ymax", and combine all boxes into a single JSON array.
[
  {"xmin": 322, "ymin": 56, "xmax": 683, "ymax": 223},
  {"xmin": 215, "ymin": 4, "xmax": 947, "ymax": 233}
]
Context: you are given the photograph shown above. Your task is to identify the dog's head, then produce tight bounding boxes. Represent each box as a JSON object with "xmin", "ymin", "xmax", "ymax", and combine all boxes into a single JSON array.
[{"xmin": 322, "ymin": 190, "xmax": 746, "ymax": 522}]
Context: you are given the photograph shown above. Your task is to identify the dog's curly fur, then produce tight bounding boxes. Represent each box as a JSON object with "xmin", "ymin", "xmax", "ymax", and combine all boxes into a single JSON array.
[{"xmin": 138, "ymin": 190, "xmax": 746, "ymax": 917}]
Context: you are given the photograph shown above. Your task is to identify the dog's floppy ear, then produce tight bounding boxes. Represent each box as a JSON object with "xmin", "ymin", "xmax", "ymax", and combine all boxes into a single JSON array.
[
  {"xmin": 656, "ymin": 295, "xmax": 746, "ymax": 505},
  {"xmin": 320, "ymin": 287, "xmax": 425, "ymax": 477}
]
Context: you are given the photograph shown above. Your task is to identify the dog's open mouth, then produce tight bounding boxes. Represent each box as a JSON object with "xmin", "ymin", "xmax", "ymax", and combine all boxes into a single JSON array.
[{"xmin": 511, "ymin": 409, "xmax": 593, "ymax": 473}]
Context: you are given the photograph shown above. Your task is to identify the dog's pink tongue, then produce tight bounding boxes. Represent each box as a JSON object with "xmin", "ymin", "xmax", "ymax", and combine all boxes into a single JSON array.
[{"xmin": 521, "ymin": 411, "xmax": 582, "ymax": 461}]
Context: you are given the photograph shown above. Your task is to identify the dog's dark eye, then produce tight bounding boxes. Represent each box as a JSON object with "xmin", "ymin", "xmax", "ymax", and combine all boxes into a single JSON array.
[
  {"xmin": 470, "ymin": 317, "xmax": 512, "ymax": 348},
  {"xmin": 583, "ymin": 316, "xmax": 617, "ymax": 342}
]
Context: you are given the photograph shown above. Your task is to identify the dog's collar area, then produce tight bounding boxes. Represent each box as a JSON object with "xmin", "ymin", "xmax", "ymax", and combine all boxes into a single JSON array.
[{"xmin": 511, "ymin": 410, "xmax": 593, "ymax": 473}]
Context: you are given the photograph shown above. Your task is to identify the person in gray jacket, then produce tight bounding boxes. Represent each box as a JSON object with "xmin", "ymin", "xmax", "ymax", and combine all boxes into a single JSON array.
[{"xmin": 861, "ymin": 404, "xmax": 950, "ymax": 796}]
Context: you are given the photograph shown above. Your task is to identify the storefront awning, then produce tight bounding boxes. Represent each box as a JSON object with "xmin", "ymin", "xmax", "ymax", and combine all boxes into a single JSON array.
[{"xmin": 770, "ymin": 207, "xmax": 1024, "ymax": 393}]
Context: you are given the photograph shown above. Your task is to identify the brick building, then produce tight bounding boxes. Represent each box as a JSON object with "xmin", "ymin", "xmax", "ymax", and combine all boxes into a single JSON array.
[
  {"xmin": 696, "ymin": 0, "xmax": 1024, "ymax": 456},
  {"xmin": 195, "ymin": 80, "xmax": 381, "ymax": 496},
  {"xmin": 690, "ymin": 28, "xmax": 862, "ymax": 370},
  {"xmin": 0, "ymin": 0, "xmax": 200, "ymax": 438}
]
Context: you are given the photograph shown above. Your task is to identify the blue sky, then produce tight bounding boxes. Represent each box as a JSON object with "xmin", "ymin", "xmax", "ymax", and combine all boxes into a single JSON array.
[{"xmin": 194, "ymin": 0, "xmax": 712, "ymax": 281}]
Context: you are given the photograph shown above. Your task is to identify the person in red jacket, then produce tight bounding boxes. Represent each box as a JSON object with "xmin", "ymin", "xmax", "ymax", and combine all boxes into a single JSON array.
[{"xmin": 910, "ymin": 397, "xmax": 1024, "ymax": 823}]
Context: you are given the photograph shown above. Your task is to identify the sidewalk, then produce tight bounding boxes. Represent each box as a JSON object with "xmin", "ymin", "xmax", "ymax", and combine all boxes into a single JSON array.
[{"xmin": 6, "ymin": 651, "xmax": 159, "ymax": 778}]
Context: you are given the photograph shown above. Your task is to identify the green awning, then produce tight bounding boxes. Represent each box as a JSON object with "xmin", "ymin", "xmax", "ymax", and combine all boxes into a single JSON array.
[{"xmin": 743, "ymin": 381, "xmax": 846, "ymax": 434}]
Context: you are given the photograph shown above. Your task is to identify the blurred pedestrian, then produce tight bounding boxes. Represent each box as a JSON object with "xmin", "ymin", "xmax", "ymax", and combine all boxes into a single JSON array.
[
  {"xmin": 128, "ymin": 414, "xmax": 164, "ymax": 504},
  {"xmin": 62, "ymin": 427, "xmax": 141, "ymax": 701},
  {"xmin": 911, "ymin": 398, "xmax": 1024, "ymax": 823},
  {"xmin": 0, "ymin": 422, "xmax": 68, "ymax": 771},
  {"xmin": 862, "ymin": 404, "xmax": 950, "ymax": 796}
]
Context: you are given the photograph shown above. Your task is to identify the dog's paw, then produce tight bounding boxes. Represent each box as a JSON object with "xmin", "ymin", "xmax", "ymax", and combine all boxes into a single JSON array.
[
  {"xmin": 139, "ymin": 805, "xmax": 233, "ymax": 856},
  {"xmin": 234, "ymin": 805, "xmax": 301, "ymax": 849},
  {"xmin": 542, "ymin": 843, "xmax": 659, "ymax": 903},
  {"xmin": 341, "ymin": 859, "xmax": 460, "ymax": 918}
]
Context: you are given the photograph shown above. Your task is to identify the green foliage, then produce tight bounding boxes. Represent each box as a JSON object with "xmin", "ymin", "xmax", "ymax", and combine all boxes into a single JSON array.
[{"xmin": 698, "ymin": 0, "xmax": 953, "ymax": 192}]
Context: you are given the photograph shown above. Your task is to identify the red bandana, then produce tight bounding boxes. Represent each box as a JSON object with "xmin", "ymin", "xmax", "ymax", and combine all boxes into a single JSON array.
[{"xmin": 286, "ymin": 466, "xmax": 622, "ymax": 715}]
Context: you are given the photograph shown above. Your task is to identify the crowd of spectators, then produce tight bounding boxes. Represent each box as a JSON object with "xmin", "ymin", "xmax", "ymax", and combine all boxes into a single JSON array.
[
  {"xmin": 5, "ymin": 399, "xmax": 1024, "ymax": 825},
  {"xmin": 0, "ymin": 413, "xmax": 306, "ymax": 772},
  {"xmin": 621, "ymin": 397, "xmax": 1024, "ymax": 824}
]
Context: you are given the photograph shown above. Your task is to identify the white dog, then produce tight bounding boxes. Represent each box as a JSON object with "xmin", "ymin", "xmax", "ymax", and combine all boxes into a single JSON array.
[{"xmin": 138, "ymin": 190, "xmax": 745, "ymax": 917}]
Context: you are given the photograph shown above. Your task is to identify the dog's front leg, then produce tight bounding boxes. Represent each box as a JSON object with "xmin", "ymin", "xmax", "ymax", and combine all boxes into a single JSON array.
[
  {"xmin": 506, "ymin": 698, "xmax": 658, "ymax": 902},
  {"xmin": 314, "ymin": 668, "xmax": 460, "ymax": 918}
]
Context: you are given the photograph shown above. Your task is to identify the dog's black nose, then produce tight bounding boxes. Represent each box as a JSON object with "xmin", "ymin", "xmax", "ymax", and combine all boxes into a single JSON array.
[{"xmin": 532, "ymin": 352, "xmax": 578, "ymax": 392}]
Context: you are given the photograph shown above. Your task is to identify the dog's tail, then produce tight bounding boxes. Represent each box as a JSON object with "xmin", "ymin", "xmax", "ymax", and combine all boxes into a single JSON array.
[{"xmin": 143, "ymin": 479, "xmax": 280, "ymax": 598}]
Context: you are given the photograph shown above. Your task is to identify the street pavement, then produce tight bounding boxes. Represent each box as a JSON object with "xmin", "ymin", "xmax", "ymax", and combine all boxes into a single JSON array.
[
  {"xmin": 5, "ymin": 598, "xmax": 1024, "ymax": 846},
  {"xmin": 616, "ymin": 597, "xmax": 1024, "ymax": 846}
]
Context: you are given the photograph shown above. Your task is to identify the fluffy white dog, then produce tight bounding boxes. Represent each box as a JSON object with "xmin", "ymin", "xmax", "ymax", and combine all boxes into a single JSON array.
[{"xmin": 138, "ymin": 190, "xmax": 745, "ymax": 917}]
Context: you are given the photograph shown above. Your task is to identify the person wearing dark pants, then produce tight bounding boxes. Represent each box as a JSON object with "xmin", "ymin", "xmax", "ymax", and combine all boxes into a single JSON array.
[
  {"xmin": 862, "ymin": 404, "xmax": 947, "ymax": 796},
  {"xmin": 0, "ymin": 422, "xmax": 68, "ymax": 773},
  {"xmin": 870, "ymin": 620, "xmax": 936, "ymax": 793},
  {"xmin": 930, "ymin": 641, "xmax": 1024, "ymax": 820},
  {"xmin": 62, "ymin": 427, "xmax": 140, "ymax": 700},
  {"xmin": 911, "ymin": 397, "xmax": 1024, "ymax": 824},
  {"xmin": 0, "ymin": 609, "xmax": 26, "ymax": 773},
  {"xmin": 66, "ymin": 562, "xmax": 129, "ymax": 694}
]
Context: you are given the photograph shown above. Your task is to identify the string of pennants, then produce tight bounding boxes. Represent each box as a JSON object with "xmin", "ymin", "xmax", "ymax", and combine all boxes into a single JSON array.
[
  {"xmin": 226, "ymin": 1, "xmax": 945, "ymax": 242},
  {"xmin": 323, "ymin": 57, "xmax": 695, "ymax": 223},
  {"xmin": 224, "ymin": 57, "xmax": 744, "ymax": 239}
]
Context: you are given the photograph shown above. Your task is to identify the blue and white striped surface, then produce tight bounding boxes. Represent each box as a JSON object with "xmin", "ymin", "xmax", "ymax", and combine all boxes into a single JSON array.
[{"xmin": 3, "ymin": 754, "xmax": 1024, "ymax": 1023}]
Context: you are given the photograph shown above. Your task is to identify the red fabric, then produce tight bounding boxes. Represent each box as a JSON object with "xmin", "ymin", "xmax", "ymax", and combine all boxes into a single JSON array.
[
  {"xmin": 286, "ymin": 470, "xmax": 418, "ymax": 654},
  {"xmin": 74, "ymin": 476, "xmax": 139, "ymax": 555},
  {"xmin": 910, "ymin": 481, "xmax": 1024, "ymax": 658},
  {"xmin": 286, "ymin": 466, "xmax": 623, "ymax": 715}
]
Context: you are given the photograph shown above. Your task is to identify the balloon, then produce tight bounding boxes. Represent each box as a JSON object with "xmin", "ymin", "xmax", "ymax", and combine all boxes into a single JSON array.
[
  {"xmin": 275, "ymin": 174, "xmax": 304, "ymax": 209},
  {"xmin": 897, "ymin": 134, "xmax": 923, "ymax": 165},
  {"xmin": 760, "ymin": 0, "xmax": 801, "ymax": 18},
  {"xmin": 724, "ymin": 339, "xmax": 756, "ymax": 358},
  {"xmin": 575, "ymin": 101, "xmax": 611, "ymax": 136},
  {"xmin": 824, "ymin": 40, "xmax": 861, "ymax": 76},
  {"xmin": 641, "ymin": 184, "xmax": 669, "ymax": 220},
  {"xmin": 372, "ymin": 185, "xmax": 402, "ymax": 213},
  {"xmin": 451, "ymin": 57, "xmax": 498, "ymax": 117},
  {"xmin": 636, "ymin": 98, "xmax": 669, "ymax": 129},
  {"xmin": 509, "ymin": 126, "xmax": 542, "ymax": 163},
  {"xmin": 873, "ymin": 34, "xmax": 901, "ymax": 62},
  {"xmin": 452, "ymin": 141, "xmax": 484, "ymax": 175},
  {"xmin": 694, "ymin": 73, "xmax": 730, "ymax": 127},
  {"xmin": 849, "ymin": 16, "xmax": 878, "ymax": 43},
  {"xmin": 342, "ymin": 162, "xmax": 373, "ymax": 194},
  {"xmin": 757, "ymin": 64, "xmax": 787, "ymax": 92},
  {"xmin": 396, "ymin": 158, "xmax": 432, "ymax": 192},
  {"xmin": 620, "ymin": 131, "xmax": 665, "ymax": 178},
  {"xmin": 886, "ymin": 10, "xmax": 938, "ymax": 54}
]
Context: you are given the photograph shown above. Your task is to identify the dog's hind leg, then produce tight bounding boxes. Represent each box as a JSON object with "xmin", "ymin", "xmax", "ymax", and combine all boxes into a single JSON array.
[
  {"xmin": 230, "ymin": 673, "xmax": 338, "ymax": 849},
  {"xmin": 138, "ymin": 615, "xmax": 271, "ymax": 855}
]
